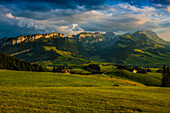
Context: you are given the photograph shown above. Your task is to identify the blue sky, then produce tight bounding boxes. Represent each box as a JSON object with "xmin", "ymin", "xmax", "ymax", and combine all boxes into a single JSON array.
[{"xmin": 0, "ymin": 0, "xmax": 170, "ymax": 40}]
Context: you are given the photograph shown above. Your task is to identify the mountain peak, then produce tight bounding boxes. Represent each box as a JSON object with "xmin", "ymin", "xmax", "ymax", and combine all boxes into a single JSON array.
[
  {"xmin": 131, "ymin": 30, "xmax": 170, "ymax": 46},
  {"xmin": 137, "ymin": 30, "xmax": 155, "ymax": 34},
  {"xmin": 134, "ymin": 30, "xmax": 160, "ymax": 41},
  {"xmin": 103, "ymin": 31, "xmax": 116, "ymax": 39}
]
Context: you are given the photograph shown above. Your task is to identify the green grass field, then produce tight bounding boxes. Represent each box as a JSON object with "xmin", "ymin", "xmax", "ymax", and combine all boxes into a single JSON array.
[
  {"xmin": 106, "ymin": 70, "xmax": 162, "ymax": 86},
  {"xmin": 102, "ymin": 65, "xmax": 162, "ymax": 86},
  {"xmin": 70, "ymin": 68, "xmax": 90, "ymax": 75},
  {"xmin": 0, "ymin": 69, "xmax": 170, "ymax": 113}
]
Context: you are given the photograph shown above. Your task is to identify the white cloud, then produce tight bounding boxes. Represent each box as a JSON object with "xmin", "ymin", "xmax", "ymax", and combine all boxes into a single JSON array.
[
  {"xmin": 72, "ymin": 10, "xmax": 105, "ymax": 24},
  {"xmin": 54, "ymin": 24, "xmax": 84, "ymax": 36},
  {"xmin": 108, "ymin": 7, "xmax": 116, "ymax": 11},
  {"xmin": 166, "ymin": 6, "xmax": 170, "ymax": 13},
  {"xmin": 6, "ymin": 13, "xmax": 14, "ymax": 19},
  {"xmin": 117, "ymin": 3, "xmax": 156, "ymax": 13}
]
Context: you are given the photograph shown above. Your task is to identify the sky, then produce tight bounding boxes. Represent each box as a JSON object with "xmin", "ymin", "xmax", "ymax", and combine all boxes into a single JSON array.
[{"xmin": 0, "ymin": 0, "xmax": 170, "ymax": 40}]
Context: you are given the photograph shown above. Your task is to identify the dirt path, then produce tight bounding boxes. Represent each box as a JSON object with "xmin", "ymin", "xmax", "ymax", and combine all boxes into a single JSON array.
[
  {"xmin": 11, "ymin": 49, "xmax": 30, "ymax": 56},
  {"xmin": 102, "ymin": 71, "xmax": 110, "ymax": 78}
]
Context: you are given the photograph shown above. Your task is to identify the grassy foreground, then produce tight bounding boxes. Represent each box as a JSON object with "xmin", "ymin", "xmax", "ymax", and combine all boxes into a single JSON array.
[{"xmin": 0, "ymin": 69, "xmax": 170, "ymax": 113}]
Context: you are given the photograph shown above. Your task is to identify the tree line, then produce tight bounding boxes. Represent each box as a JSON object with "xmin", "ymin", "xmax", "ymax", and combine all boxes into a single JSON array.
[{"xmin": 0, "ymin": 52, "xmax": 46, "ymax": 71}]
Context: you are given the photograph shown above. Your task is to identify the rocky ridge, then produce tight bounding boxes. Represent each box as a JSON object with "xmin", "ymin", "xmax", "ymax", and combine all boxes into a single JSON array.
[{"xmin": 0, "ymin": 33, "xmax": 64, "ymax": 47}]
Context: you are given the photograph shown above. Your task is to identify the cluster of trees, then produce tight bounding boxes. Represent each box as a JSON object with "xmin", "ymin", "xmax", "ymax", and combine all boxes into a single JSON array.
[
  {"xmin": 161, "ymin": 65, "xmax": 170, "ymax": 87},
  {"xmin": 116, "ymin": 65, "xmax": 148, "ymax": 74},
  {"xmin": 53, "ymin": 65, "xmax": 65, "ymax": 72},
  {"xmin": 0, "ymin": 52, "xmax": 46, "ymax": 71},
  {"xmin": 84, "ymin": 64, "xmax": 103, "ymax": 73}
]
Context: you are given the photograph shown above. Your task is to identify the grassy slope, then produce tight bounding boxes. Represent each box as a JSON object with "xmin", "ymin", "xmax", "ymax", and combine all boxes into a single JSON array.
[
  {"xmin": 107, "ymin": 71, "xmax": 162, "ymax": 86},
  {"xmin": 0, "ymin": 69, "xmax": 170, "ymax": 113},
  {"xmin": 0, "ymin": 69, "xmax": 143, "ymax": 87},
  {"xmin": 123, "ymin": 48, "xmax": 170, "ymax": 67},
  {"xmin": 123, "ymin": 54, "xmax": 170, "ymax": 67},
  {"xmin": 42, "ymin": 46, "xmax": 93, "ymax": 65},
  {"xmin": 103, "ymin": 66, "xmax": 162, "ymax": 86}
]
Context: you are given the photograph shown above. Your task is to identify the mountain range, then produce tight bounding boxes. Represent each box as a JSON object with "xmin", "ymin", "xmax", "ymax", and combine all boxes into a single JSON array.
[{"xmin": 0, "ymin": 30, "xmax": 169, "ymax": 67}]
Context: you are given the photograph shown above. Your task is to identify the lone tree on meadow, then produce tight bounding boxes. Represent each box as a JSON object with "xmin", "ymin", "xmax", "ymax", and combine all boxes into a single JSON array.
[{"xmin": 161, "ymin": 65, "xmax": 170, "ymax": 87}]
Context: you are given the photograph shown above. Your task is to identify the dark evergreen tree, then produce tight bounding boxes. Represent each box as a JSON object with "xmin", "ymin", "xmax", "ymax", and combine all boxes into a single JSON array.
[
  {"xmin": 161, "ymin": 65, "xmax": 170, "ymax": 87},
  {"xmin": 147, "ymin": 67, "xmax": 152, "ymax": 72},
  {"xmin": 53, "ymin": 66, "xmax": 56, "ymax": 72}
]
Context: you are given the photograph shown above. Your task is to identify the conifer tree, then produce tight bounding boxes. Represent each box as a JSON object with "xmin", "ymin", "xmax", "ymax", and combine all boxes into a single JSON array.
[
  {"xmin": 161, "ymin": 65, "xmax": 170, "ymax": 87},
  {"xmin": 53, "ymin": 66, "xmax": 56, "ymax": 72}
]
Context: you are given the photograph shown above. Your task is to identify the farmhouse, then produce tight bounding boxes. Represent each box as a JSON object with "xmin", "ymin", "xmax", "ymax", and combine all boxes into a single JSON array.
[
  {"xmin": 61, "ymin": 69, "xmax": 70, "ymax": 74},
  {"xmin": 133, "ymin": 69, "xmax": 137, "ymax": 73}
]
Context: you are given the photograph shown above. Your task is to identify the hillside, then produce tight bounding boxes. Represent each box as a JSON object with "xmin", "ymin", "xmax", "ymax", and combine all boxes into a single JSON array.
[
  {"xmin": 135, "ymin": 30, "xmax": 170, "ymax": 47},
  {"xmin": 0, "ymin": 36, "xmax": 92, "ymax": 66},
  {"xmin": 105, "ymin": 32, "xmax": 170, "ymax": 67},
  {"xmin": 0, "ymin": 30, "xmax": 169, "ymax": 66}
]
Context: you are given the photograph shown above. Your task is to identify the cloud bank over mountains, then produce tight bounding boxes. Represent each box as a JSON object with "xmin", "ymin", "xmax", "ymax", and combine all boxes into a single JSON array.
[{"xmin": 0, "ymin": 0, "xmax": 169, "ymax": 40}]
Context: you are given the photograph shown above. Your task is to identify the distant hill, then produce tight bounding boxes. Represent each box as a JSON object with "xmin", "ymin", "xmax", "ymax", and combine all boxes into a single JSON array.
[
  {"xmin": 106, "ymin": 31, "xmax": 170, "ymax": 66},
  {"xmin": 0, "ymin": 30, "xmax": 169, "ymax": 67},
  {"xmin": 131, "ymin": 30, "xmax": 170, "ymax": 47}
]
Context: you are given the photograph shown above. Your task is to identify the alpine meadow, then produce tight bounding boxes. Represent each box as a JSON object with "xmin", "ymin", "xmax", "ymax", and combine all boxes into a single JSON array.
[{"xmin": 0, "ymin": 0, "xmax": 170, "ymax": 113}]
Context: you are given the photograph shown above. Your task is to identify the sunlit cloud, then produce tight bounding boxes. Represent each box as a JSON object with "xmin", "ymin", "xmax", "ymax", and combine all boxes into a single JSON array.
[
  {"xmin": 6, "ymin": 13, "xmax": 14, "ymax": 19},
  {"xmin": 166, "ymin": 6, "xmax": 170, "ymax": 13}
]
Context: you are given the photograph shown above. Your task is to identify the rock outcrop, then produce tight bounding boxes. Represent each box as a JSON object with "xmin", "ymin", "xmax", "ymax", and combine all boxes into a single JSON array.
[
  {"xmin": 77, "ymin": 32, "xmax": 104, "ymax": 42},
  {"xmin": 67, "ymin": 35, "xmax": 74, "ymax": 38},
  {"xmin": 1, "ymin": 33, "xmax": 64, "ymax": 47}
]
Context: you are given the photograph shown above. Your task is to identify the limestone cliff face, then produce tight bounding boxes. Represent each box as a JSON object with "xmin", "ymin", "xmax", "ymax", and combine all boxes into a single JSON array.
[
  {"xmin": 1, "ymin": 33, "xmax": 64, "ymax": 47},
  {"xmin": 67, "ymin": 35, "xmax": 74, "ymax": 38},
  {"xmin": 77, "ymin": 32, "xmax": 104, "ymax": 42},
  {"xmin": 79, "ymin": 33, "xmax": 93, "ymax": 40}
]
